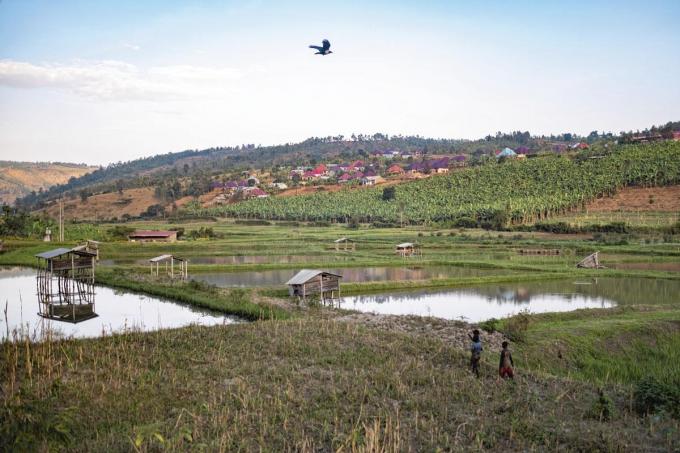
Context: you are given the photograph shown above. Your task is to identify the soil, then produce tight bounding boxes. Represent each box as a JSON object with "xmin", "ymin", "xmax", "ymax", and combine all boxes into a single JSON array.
[
  {"xmin": 41, "ymin": 187, "xmax": 162, "ymax": 221},
  {"xmin": 337, "ymin": 312, "xmax": 507, "ymax": 351},
  {"xmin": 586, "ymin": 185, "xmax": 680, "ymax": 212}
]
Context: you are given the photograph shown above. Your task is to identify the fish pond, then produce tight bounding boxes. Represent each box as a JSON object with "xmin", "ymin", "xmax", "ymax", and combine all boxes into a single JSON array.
[
  {"xmin": 339, "ymin": 277, "xmax": 680, "ymax": 322},
  {"xmin": 190, "ymin": 266, "xmax": 509, "ymax": 287},
  {"xmin": 0, "ymin": 267, "xmax": 240, "ymax": 341}
]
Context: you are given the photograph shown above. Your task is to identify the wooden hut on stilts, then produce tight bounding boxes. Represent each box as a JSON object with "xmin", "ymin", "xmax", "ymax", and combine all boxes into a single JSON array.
[
  {"xmin": 286, "ymin": 270, "xmax": 342, "ymax": 305},
  {"xmin": 35, "ymin": 247, "xmax": 98, "ymax": 323},
  {"xmin": 149, "ymin": 254, "xmax": 189, "ymax": 279},
  {"xmin": 396, "ymin": 242, "xmax": 422, "ymax": 258}
]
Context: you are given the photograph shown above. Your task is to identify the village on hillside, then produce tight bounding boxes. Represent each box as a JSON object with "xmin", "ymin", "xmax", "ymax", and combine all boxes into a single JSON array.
[{"xmin": 204, "ymin": 142, "xmax": 595, "ymax": 205}]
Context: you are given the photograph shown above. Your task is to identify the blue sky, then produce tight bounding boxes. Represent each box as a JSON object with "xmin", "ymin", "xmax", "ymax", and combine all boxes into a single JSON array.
[{"xmin": 1, "ymin": 0, "xmax": 679, "ymax": 164}]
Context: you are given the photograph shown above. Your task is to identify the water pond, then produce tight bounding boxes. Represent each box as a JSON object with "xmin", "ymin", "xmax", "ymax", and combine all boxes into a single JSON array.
[
  {"xmin": 100, "ymin": 255, "xmax": 348, "ymax": 266},
  {"xmin": 340, "ymin": 277, "xmax": 680, "ymax": 322},
  {"xmin": 0, "ymin": 267, "xmax": 240, "ymax": 341},
  {"xmin": 191, "ymin": 266, "xmax": 507, "ymax": 288}
]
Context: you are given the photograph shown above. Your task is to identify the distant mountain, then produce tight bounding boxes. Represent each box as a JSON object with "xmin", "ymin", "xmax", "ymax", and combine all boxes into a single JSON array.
[{"xmin": 0, "ymin": 161, "xmax": 97, "ymax": 206}]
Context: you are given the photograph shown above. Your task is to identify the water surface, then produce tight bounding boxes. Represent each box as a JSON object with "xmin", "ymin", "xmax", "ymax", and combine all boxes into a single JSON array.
[
  {"xmin": 191, "ymin": 266, "xmax": 505, "ymax": 287},
  {"xmin": 0, "ymin": 267, "xmax": 240, "ymax": 341},
  {"xmin": 340, "ymin": 278, "xmax": 680, "ymax": 322}
]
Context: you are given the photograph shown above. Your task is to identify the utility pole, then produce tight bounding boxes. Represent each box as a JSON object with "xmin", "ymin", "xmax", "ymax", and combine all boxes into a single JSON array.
[{"xmin": 59, "ymin": 198, "xmax": 64, "ymax": 242}]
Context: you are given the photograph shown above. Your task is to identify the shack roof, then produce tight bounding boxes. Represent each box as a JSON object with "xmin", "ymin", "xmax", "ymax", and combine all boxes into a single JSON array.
[
  {"xmin": 149, "ymin": 254, "xmax": 186, "ymax": 263},
  {"xmin": 334, "ymin": 237, "xmax": 355, "ymax": 243},
  {"xmin": 129, "ymin": 230, "xmax": 176, "ymax": 238},
  {"xmin": 35, "ymin": 248, "xmax": 73, "ymax": 260},
  {"xmin": 286, "ymin": 269, "xmax": 343, "ymax": 285},
  {"xmin": 396, "ymin": 242, "xmax": 415, "ymax": 248},
  {"xmin": 35, "ymin": 246, "xmax": 97, "ymax": 260}
]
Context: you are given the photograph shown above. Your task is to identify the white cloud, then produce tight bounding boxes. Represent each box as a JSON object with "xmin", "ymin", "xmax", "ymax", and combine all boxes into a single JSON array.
[{"xmin": 0, "ymin": 59, "xmax": 245, "ymax": 101}]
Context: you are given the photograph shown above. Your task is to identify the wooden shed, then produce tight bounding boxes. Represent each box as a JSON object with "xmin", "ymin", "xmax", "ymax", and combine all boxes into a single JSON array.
[
  {"xmin": 334, "ymin": 237, "xmax": 356, "ymax": 252},
  {"xmin": 396, "ymin": 242, "xmax": 421, "ymax": 258},
  {"xmin": 576, "ymin": 252, "xmax": 605, "ymax": 269},
  {"xmin": 35, "ymin": 247, "xmax": 98, "ymax": 323},
  {"xmin": 286, "ymin": 270, "xmax": 342, "ymax": 303},
  {"xmin": 149, "ymin": 254, "xmax": 188, "ymax": 279}
]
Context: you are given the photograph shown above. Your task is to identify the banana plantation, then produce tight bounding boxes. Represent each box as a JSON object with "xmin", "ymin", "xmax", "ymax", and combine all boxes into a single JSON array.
[{"xmin": 205, "ymin": 142, "xmax": 680, "ymax": 226}]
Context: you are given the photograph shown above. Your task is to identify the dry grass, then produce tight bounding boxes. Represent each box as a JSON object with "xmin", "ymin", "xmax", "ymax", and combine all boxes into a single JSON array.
[{"xmin": 2, "ymin": 320, "xmax": 678, "ymax": 452}]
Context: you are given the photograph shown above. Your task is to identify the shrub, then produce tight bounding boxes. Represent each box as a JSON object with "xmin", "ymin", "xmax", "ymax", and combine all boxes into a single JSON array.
[
  {"xmin": 633, "ymin": 376, "xmax": 680, "ymax": 418},
  {"xmin": 454, "ymin": 216, "xmax": 478, "ymax": 228},
  {"xmin": 502, "ymin": 311, "xmax": 531, "ymax": 343},
  {"xmin": 587, "ymin": 389, "xmax": 615, "ymax": 421}
]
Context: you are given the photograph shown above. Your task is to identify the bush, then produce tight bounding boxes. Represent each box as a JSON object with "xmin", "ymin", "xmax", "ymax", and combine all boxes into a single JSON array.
[
  {"xmin": 502, "ymin": 311, "xmax": 531, "ymax": 343},
  {"xmin": 108, "ymin": 225, "xmax": 135, "ymax": 240},
  {"xmin": 633, "ymin": 376, "xmax": 680, "ymax": 418},
  {"xmin": 587, "ymin": 389, "xmax": 615, "ymax": 421},
  {"xmin": 454, "ymin": 216, "xmax": 478, "ymax": 228}
]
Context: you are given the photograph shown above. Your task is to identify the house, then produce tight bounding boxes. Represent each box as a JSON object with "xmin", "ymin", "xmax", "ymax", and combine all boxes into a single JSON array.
[
  {"xmin": 452, "ymin": 155, "xmax": 467, "ymax": 166},
  {"xmin": 349, "ymin": 160, "xmax": 365, "ymax": 171},
  {"xmin": 387, "ymin": 164, "xmax": 404, "ymax": 175},
  {"xmin": 128, "ymin": 230, "xmax": 178, "ymax": 243},
  {"xmin": 552, "ymin": 144, "xmax": 568, "ymax": 153},
  {"xmin": 430, "ymin": 157, "xmax": 450, "ymax": 173},
  {"xmin": 244, "ymin": 188, "xmax": 269, "ymax": 198},
  {"xmin": 407, "ymin": 162, "xmax": 426, "ymax": 174},
  {"xmin": 268, "ymin": 182, "xmax": 288, "ymax": 190},
  {"xmin": 515, "ymin": 146, "xmax": 530, "ymax": 155},
  {"xmin": 673, "ymin": 131, "xmax": 680, "ymax": 141},
  {"xmin": 338, "ymin": 173, "xmax": 353, "ymax": 183},
  {"xmin": 496, "ymin": 148, "xmax": 517, "ymax": 159},
  {"xmin": 360, "ymin": 176, "xmax": 378, "ymax": 186},
  {"xmin": 570, "ymin": 142, "xmax": 589, "ymax": 150},
  {"xmin": 286, "ymin": 269, "xmax": 342, "ymax": 302}
]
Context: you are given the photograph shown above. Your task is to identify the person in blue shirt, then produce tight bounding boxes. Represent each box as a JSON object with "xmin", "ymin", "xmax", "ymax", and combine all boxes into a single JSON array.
[{"xmin": 468, "ymin": 329, "xmax": 483, "ymax": 378}]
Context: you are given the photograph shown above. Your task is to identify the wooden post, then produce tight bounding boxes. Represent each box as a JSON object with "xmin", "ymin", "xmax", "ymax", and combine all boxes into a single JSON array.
[{"xmin": 171, "ymin": 257, "xmax": 174, "ymax": 279}]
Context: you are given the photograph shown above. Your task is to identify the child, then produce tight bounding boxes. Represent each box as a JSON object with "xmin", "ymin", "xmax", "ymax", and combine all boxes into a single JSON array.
[
  {"xmin": 468, "ymin": 329, "xmax": 483, "ymax": 378},
  {"xmin": 499, "ymin": 341, "xmax": 514, "ymax": 379}
]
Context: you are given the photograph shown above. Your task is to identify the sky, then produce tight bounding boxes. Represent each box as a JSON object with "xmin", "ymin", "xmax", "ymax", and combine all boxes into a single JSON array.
[{"xmin": 0, "ymin": 0, "xmax": 679, "ymax": 165}]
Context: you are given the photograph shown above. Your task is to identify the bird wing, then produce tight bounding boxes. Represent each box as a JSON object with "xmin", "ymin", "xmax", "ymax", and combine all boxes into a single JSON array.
[
  {"xmin": 309, "ymin": 45, "xmax": 323, "ymax": 51},
  {"xmin": 322, "ymin": 39, "xmax": 331, "ymax": 51}
]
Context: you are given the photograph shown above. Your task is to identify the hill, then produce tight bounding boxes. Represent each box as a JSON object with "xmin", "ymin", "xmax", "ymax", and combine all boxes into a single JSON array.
[
  {"xmin": 13, "ymin": 131, "xmax": 609, "ymax": 211},
  {"xmin": 0, "ymin": 161, "xmax": 96, "ymax": 206},
  {"xmin": 205, "ymin": 142, "xmax": 680, "ymax": 227}
]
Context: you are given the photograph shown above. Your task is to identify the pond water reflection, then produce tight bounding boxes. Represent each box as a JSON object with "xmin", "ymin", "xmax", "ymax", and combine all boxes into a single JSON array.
[
  {"xmin": 340, "ymin": 278, "xmax": 680, "ymax": 322},
  {"xmin": 191, "ymin": 266, "xmax": 507, "ymax": 287},
  {"xmin": 0, "ymin": 267, "xmax": 240, "ymax": 341}
]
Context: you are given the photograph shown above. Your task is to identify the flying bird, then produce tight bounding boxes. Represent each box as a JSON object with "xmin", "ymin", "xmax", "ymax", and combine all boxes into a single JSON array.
[{"xmin": 309, "ymin": 39, "xmax": 332, "ymax": 55}]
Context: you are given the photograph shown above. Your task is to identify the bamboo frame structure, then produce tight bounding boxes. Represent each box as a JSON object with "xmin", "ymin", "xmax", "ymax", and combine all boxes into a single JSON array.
[
  {"xmin": 149, "ymin": 254, "xmax": 189, "ymax": 279},
  {"xmin": 35, "ymin": 248, "xmax": 98, "ymax": 323}
]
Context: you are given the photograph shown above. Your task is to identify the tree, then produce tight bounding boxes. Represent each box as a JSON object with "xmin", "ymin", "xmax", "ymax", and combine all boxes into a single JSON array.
[
  {"xmin": 382, "ymin": 186, "xmax": 396, "ymax": 201},
  {"xmin": 80, "ymin": 189, "xmax": 89, "ymax": 203}
]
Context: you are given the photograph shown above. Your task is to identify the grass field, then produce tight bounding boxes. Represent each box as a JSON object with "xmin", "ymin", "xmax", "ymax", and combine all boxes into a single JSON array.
[{"xmin": 1, "ymin": 220, "xmax": 679, "ymax": 450}]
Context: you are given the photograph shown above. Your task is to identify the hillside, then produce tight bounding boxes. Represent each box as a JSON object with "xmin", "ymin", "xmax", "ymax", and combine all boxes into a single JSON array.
[
  {"xmin": 14, "ymin": 132, "xmax": 611, "ymax": 211},
  {"xmin": 0, "ymin": 161, "xmax": 96, "ymax": 206},
  {"xmin": 205, "ymin": 142, "xmax": 680, "ymax": 226}
]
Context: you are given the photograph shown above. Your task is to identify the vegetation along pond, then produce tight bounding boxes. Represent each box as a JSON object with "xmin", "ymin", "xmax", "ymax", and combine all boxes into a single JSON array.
[
  {"xmin": 339, "ymin": 277, "xmax": 680, "ymax": 322},
  {"xmin": 0, "ymin": 267, "xmax": 241, "ymax": 341},
  {"xmin": 190, "ymin": 266, "xmax": 508, "ymax": 287}
]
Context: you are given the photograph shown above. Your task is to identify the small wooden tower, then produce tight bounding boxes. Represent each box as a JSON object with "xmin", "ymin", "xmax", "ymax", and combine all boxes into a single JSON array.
[
  {"xmin": 286, "ymin": 270, "xmax": 342, "ymax": 304},
  {"xmin": 334, "ymin": 237, "xmax": 356, "ymax": 252},
  {"xmin": 149, "ymin": 254, "xmax": 188, "ymax": 279},
  {"xmin": 576, "ymin": 252, "xmax": 605, "ymax": 269},
  {"xmin": 35, "ymin": 247, "xmax": 97, "ymax": 323},
  {"xmin": 396, "ymin": 242, "xmax": 421, "ymax": 258}
]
